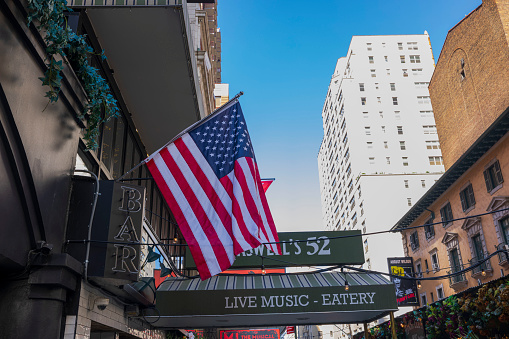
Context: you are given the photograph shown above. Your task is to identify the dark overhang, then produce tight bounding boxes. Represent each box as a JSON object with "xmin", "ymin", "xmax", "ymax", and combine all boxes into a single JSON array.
[
  {"xmin": 392, "ymin": 106, "xmax": 509, "ymax": 231},
  {"xmin": 70, "ymin": 2, "xmax": 205, "ymax": 154},
  {"xmin": 149, "ymin": 272, "xmax": 397, "ymax": 328}
]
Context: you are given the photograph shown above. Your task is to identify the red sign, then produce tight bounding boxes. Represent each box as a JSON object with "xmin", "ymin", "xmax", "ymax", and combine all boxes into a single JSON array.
[
  {"xmin": 220, "ymin": 329, "xmax": 280, "ymax": 339},
  {"xmin": 286, "ymin": 326, "xmax": 295, "ymax": 334}
]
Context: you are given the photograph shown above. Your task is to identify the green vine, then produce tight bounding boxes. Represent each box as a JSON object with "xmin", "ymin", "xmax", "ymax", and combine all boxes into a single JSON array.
[{"xmin": 27, "ymin": 0, "xmax": 119, "ymax": 150}]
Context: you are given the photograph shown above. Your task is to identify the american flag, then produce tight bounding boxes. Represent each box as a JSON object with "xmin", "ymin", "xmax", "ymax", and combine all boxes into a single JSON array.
[{"xmin": 145, "ymin": 100, "xmax": 281, "ymax": 280}]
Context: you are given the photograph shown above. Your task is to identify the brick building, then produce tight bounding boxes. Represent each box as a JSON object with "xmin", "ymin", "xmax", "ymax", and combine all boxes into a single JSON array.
[
  {"xmin": 393, "ymin": 0, "xmax": 509, "ymax": 306},
  {"xmin": 429, "ymin": 0, "xmax": 509, "ymax": 170}
]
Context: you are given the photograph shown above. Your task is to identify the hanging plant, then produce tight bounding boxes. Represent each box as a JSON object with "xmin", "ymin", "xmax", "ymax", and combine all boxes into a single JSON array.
[{"xmin": 27, "ymin": 0, "xmax": 119, "ymax": 150}]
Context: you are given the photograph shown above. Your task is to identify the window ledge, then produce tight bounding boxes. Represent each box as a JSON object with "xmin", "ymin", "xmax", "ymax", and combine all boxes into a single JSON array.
[
  {"xmin": 443, "ymin": 222, "xmax": 453, "ymax": 230},
  {"xmin": 463, "ymin": 205, "xmax": 475, "ymax": 215},
  {"xmin": 489, "ymin": 184, "xmax": 503, "ymax": 196}
]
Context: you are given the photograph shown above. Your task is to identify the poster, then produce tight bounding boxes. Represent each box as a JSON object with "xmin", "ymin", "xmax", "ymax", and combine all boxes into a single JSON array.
[{"xmin": 387, "ymin": 257, "xmax": 419, "ymax": 307}]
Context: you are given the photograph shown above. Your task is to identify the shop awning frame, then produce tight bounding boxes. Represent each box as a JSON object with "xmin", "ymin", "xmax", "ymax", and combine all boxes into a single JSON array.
[{"xmin": 149, "ymin": 272, "xmax": 398, "ymax": 328}]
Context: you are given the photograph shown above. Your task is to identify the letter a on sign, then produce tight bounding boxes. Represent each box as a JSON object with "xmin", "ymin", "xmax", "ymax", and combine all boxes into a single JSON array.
[{"xmin": 115, "ymin": 216, "xmax": 140, "ymax": 242}]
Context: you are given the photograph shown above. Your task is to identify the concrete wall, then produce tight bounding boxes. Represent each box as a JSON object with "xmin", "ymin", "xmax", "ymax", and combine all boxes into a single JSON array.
[{"xmin": 66, "ymin": 282, "xmax": 166, "ymax": 339}]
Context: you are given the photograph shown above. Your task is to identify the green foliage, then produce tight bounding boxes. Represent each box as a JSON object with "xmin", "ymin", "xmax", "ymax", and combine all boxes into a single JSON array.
[
  {"xmin": 364, "ymin": 278, "xmax": 509, "ymax": 338},
  {"xmin": 27, "ymin": 0, "xmax": 119, "ymax": 150}
]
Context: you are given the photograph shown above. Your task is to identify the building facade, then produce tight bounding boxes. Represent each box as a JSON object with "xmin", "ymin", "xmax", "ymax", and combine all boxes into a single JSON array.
[
  {"xmin": 317, "ymin": 34, "xmax": 444, "ymax": 277},
  {"xmin": 188, "ymin": 0, "xmax": 223, "ymax": 115},
  {"xmin": 393, "ymin": 0, "xmax": 509, "ymax": 307},
  {"xmin": 0, "ymin": 0, "xmax": 217, "ymax": 338}
]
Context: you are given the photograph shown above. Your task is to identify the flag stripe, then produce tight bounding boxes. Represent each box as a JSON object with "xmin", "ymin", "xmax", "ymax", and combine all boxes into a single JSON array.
[
  {"xmin": 159, "ymin": 146, "xmax": 234, "ymax": 273},
  {"xmin": 229, "ymin": 169, "xmax": 266, "ymax": 247},
  {"xmin": 221, "ymin": 173, "xmax": 264, "ymax": 250},
  {"xmin": 250, "ymin": 160, "xmax": 280, "ymax": 254},
  {"xmin": 179, "ymin": 135, "xmax": 254, "ymax": 253},
  {"xmin": 241, "ymin": 159, "xmax": 272, "ymax": 245},
  {"xmin": 146, "ymin": 156, "xmax": 216, "ymax": 278},
  {"xmin": 173, "ymin": 138, "xmax": 239, "ymax": 253},
  {"xmin": 151, "ymin": 152, "xmax": 223, "ymax": 278},
  {"xmin": 234, "ymin": 159, "xmax": 266, "ymax": 236}
]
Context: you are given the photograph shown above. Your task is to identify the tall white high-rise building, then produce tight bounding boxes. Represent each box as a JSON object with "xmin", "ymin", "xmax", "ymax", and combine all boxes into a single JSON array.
[{"xmin": 317, "ymin": 34, "xmax": 445, "ymax": 277}]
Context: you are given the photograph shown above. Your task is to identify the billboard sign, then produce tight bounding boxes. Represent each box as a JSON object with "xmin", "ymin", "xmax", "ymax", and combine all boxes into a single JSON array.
[
  {"xmin": 184, "ymin": 231, "xmax": 364, "ymax": 269},
  {"xmin": 387, "ymin": 257, "xmax": 419, "ymax": 307}
]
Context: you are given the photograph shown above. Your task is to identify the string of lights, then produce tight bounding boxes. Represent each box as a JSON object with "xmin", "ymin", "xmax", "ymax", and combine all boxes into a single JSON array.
[{"xmin": 66, "ymin": 204, "xmax": 509, "ymax": 281}]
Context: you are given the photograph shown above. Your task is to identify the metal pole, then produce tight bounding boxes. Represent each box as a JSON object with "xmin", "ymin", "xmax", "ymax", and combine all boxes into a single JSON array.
[
  {"xmin": 115, "ymin": 92, "xmax": 244, "ymax": 182},
  {"xmin": 73, "ymin": 169, "xmax": 100, "ymax": 281},
  {"xmin": 390, "ymin": 312, "xmax": 397, "ymax": 339},
  {"xmin": 363, "ymin": 323, "xmax": 369, "ymax": 339}
]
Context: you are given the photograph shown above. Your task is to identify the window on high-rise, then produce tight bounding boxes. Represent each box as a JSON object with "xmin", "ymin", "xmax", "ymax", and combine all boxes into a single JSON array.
[
  {"xmin": 426, "ymin": 140, "xmax": 440, "ymax": 149},
  {"xmin": 423, "ymin": 125, "xmax": 437, "ymax": 134},
  {"xmin": 365, "ymin": 127, "xmax": 371, "ymax": 135},
  {"xmin": 384, "ymin": 141, "xmax": 388, "ymax": 149},
  {"xmin": 363, "ymin": 112, "xmax": 369, "ymax": 118},
  {"xmin": 429, "ymin": 156, "xmax": 443, "ymax": 166},
  {"xmin": 407, "ymin": 42, "xmax": 418, "ymax": 50},
  {"xmin": 392, "ymin": 97, "xmax": 399, "ymax": 105},
  {"xmin": 421, "ymin": 180, "xmax": 426, "ymax": 188},
  {"xmin": 402, "ymin": 157, "xmax": 409, "ymax": 166},
  {"xmin": 370, "ymin": 69, "xmax": 376, "ymax": 77},
  {"xmin": 420, "ymin": 110, "xmax": 433, "ymax": 118},
  {"xmin": 400, "ymin": 55, "xmax": 406, "ymax": 63},
  {"xmin": 397, "ymin": 126, "xmax": 403, "ymax": 134},
  {"xmin": 410, "ymin": 55, "xmax": 421, "ymax": 63},
  {"xmin": 386, "ymin": 157, "xmax": 391, "ymax": 165},
  {"xmin": 412, "ymin": 68, "xmax": 423, "ymax": 75},
  {"xmin": 400, "ymin": 141, "xmax": 406, "ymax": 150},
  {"xmin": 390, "ymin": 83, "xmax": 396, "ymax": 91},
  {"xmin": 361, "ymin": 97, "xmax": 366, "ymax": 105},
  {"xmin": 407, "ymin": 198, "xmax": 412, "ymax": 206},
  {"xmin": 418, "ymin": 96, "xmax": 431, "ymax": 104},
  {"xmin": 404, "ymin": 180, "xmax": 409, "ymax": 188},
  {"xmin": 366, "ymin": 43, "xmax": 372, "ymax": 51},
  {"xmin": 368, "ymin": 56, "xmax": 374, "ymax": 64},
  {"xmin": 395, "ymin": 111, "xmax": 401, "ymax": 120},
  {"xmin": 384, "ymin": 56, "xmax": 388, "ymax": 62},
  {"xmin": 359, "ymin": 83, "xmax": 365, "ymax": 91},
  {"xmin": 367, "ymin": 142, "xmax": 373, "ymax": 149},
  {"xmin": 398, "ymin": 42, "xmax": 403, "ymax": 50},
  {"xmin": 377, "ymin": 97, "xmax": 382, "ymax": 104},
  {"xmin": 386, "ymin": 69, "xmax": 391, "ymax": 75},
  {"xmin": 369, "ymin": 157, "xmax": 375, "ymax": 165},
  {"xmin": 402, "ymin": 69, "xmax": 408, "ymax": 77}
]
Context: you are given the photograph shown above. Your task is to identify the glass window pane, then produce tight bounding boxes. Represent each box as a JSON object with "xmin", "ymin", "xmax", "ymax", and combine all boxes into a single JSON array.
[
  {"xmin": 100, "ymin": 117, "xmax": 115, "ymax": 173},
  {"xmin": 111, "ymin": 117, "xmax": 126, "ymax": 179}
]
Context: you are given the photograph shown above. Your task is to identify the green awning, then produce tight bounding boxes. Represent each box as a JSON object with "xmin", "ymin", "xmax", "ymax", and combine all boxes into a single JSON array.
[{"xmin": 149, "ymin": 272, "xmax": 398, "ymax": 328}]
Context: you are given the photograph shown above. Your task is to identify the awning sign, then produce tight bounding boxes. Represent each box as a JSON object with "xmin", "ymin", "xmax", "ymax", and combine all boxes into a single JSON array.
[
  {"xmin": 184, "ymin": 231, "xmax": 364, "ymax": 270},
  {"xmin": 220, "ymin": 329, "xmax": 280, "ymax": 339},
  {"xmin": 152, "ymin": 272, "xmax": 397, "ymax": 328}
]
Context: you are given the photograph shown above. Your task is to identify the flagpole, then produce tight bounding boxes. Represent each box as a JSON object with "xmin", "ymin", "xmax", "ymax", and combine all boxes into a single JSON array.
[{"xmin": 115, "ymin": 91, "xmax": 244, "ymax": 182}]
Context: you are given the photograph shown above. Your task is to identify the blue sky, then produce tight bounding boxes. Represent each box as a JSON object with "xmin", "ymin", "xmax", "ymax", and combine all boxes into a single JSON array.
[{"xmin": 218, "ymin": 0, "xmax": 481, "ymax": 232}]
